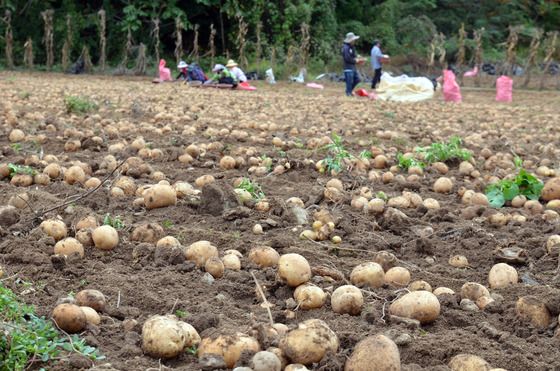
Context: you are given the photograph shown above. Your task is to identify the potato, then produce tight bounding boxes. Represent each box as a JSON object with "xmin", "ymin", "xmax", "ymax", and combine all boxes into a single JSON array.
[
  {"xmin": 185, "ymin": 240, "xmax": 219, "ymax": 267},
  {"xmin": 220, "ymin": 156, "xmax": 237, "ymax": 170},
  {"xmin": 195, "ymin": 174, "xmax": 215, "ymax": 188},
  {"xmin": 0, "ymin": 264, "xmax": 3, "ymax": 278},
  {"xmin": 222, "ymin": 254, "xmax": 241, "ymax": 270},
  {"xmin": 114, "ymin": 176, "xmax": 137, "ymax": 196},
  {"xmin": 142, "ymin": 315, "xmax": 190, "ymax": 359},
  {"xmin": 542, "ymin": 177, "xmax": 560, "ymax": 201},
  {"xmin": 75, "ymin": 289, "xmax": 107, "ymax": 312},
  {"xmin": 433, "ymin": 177, "xmax": 453, "ymax": 193},
  {"xmin": 331, "ymin": 285, "xmax": 363, "ymax": 315},
  {"xmin": 367, "ymin": 198, "xmax": 385, "ymax": 214},
  {"xmin": 52, "ymin": 303, "xmax": 87, "ymax": 333},
  {"xmin": 92, "ymin": 225, "xmax": 119, "ymax": 250},
  {"xmin": 75, "ymin": 215, "xmax": 98, "ymax": 231},
  {"xmin": 345, "ymin": 334, "xmax": 400, "ymax": 371},
  {"xmin": 251, "ymin": 351, "xmax": 282, "ymax": 371},
  {"xmin": 280, "ymin": 319, "xmax": 338, "ymax": 365},
  {"xmin": 285, "ymin": 365, "xmax": 310, "ymax": 371},
  {"xmin": 293, "ymin": 284, "xmax": 327, "ymax": 310},
  {"xmin": 432, "ymin": 162, "xmax": 449, "ymax": 174},
  {"xmin": 389, "ymin": 291, "xmax": 440, "ymax": 324},
  {"xmin": 249, "ymin": 246, "xmax": 280, "ymax": 268},
  {"xmin": 278, "ymin": 253, "xmax": 311, "ymax": 287},
  {"xmin": 433, "ymin": 287, "xmax": 455, "ymax": 296},
  {"xmin": 75, "ymin": 229, "xmax": 93, "ymax": 247},
  {"xmin": 131, "ymin": 223, "xmax": 165, "ymax": 243},
  {"xmin": 449, "ymin": 255, "xmax": 469, "ymax": 268},
  {"xmin": 384, "ymin": 267, "xmax": 411, "ymax": 287},
  {"xmin": 8, "ymin": 192, "xmax": 29, "ymax": 209},
  {"xmin": 373, "ymin": 251, "xmax": 397, "ymax": 272},
  {"xmin": 156, "ymin": 236, "xmax": 181, "ymax": 249},
  {"xmin": 10, "ymin": 174, "xmax": 33, "ymax": 186},
  {"xmin": 177, "ymin": 321, "xmax": 201, "ymax": 347},
  {"xmin": 409, "ymin": 280, "xmax": 432, "ymax": 292},
  {"xmin": 546, "ymin": 235, "xmax": 560, "ymax": 254},
  {"xmin": 471, "ymin": 193, "xmax": 489, "ymax": 206},
  {"xmin": 350, "ymin": 262, "xmax": 385, "ymax": 288},
  {"xmin": 144, "ymin": 184, "xmax": 177, "ymax": 210},
  {"xmin": 40, "ymin": 219, "xmax": 67, "ymax": 241},
  {"xmin": 9, "ymin": 129, "xmax": 25, "ymax": 142},
  {"xmin": 80, "ymin": 306, "xmax": 101, "ymax": 325},
  {"xmin": 54, "ymin": 237, "xmax": 84, "ymax": 258},
  {"xmin": 64, "ymin": 165, "xmax": 86, "ymax": 185},
  {"xmin": 511, "ymin": 195, "xmax": 527, "ymax": 208},
  {"xmin": 448, "ymin": 354, "xmax": 491, "ymax": 371},
  {"xmin": 515, "ymin": 296, "xmax": 551, "ymax": 329},
  {"xmin": 524, "ymin": 200, "xmax": 543, "ymax": 215},
  {"xmin": 351, "ymin": 196, "xmax": 369, "ymax": 210},
  {"xmin": 205, "ymin": 257, "xmax": 225, "ymax": 278},
  {"xmin": 84, "ymin": 177, "xmax": 101, "ymax": 189},
  {"xmin": 422, "ymin": 198, "xmax": 440, "ymax": 209},
  {"xmin": 488, "ymin": 263, "xmax": 517, "ymax": 289},
  {"xmin": 198, "ymin": 333, "xmax": 260, "ymax": 368},
  {"xmin": 460, "ymin": 282, "xmax": 490, "ymax": 301}
]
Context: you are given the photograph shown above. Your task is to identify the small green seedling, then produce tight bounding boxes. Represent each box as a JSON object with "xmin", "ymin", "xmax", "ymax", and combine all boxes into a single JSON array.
[
  {"xmin": 359, "ymin": 150, "xmax": 373, "ymax": 159},
  {"xmin": 235, "ymin": 178, "xmax": 266, "ymax": 201},
  {"xmin": 162, "ymin": 220, "xmax": 174, "ymax": 229},
  {"xmin": 322, "ymin": 133, "xmax": 353, "ymax": 174},
  {"xmin": 186, "ymin": 345, "xmax": 198, "ymax": 355},
  {"xmin": 64, "ymin": 96, "xmax": 98, "ymax": 114},
  {"xmin": 375, "ymin": 191, "xmax": 388, "ymax": 201},
  {"xmin": 396, "ymin": 153, "xmax": 425, "ymax": 170},
  {"xmin": 175, "ymin": 309, "xmax": 188, "ymax": 318},
  {"xmin": 8, "ymin": 163, "xmax": 36, "ymax": 178},
  {"xmin": 103, "ymin": 214, "xmax": 125, "ymax": 230},
  {"xmin": 415, "ymin": 136, "xmax": 471, "ymax": 164}
]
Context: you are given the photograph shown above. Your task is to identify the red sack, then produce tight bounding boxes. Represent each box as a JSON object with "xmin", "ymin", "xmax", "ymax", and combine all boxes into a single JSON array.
[
  {"xmin": 443, "ymin": 70, "xmax": 462, "ymax": 102},
  {"xmin": 356, "ymin": 88, "xmax": 369, "ymax": 97},
  {"xmin": 496, "ymin": 75, "xmax": 512, "ymax": 102},
  {"xmin": 238, "ymin": 81, "xmax": 257, "ymax": 91}
]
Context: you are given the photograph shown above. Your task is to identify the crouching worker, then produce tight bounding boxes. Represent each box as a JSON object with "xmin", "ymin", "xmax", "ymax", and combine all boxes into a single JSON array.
[
  {"xmin": 176, "ymin": 60, "xmax": 188, "ymax": 80},
  {"xmin": 203, "ymin": 64, "xmax": 238, "ymax": 88}
]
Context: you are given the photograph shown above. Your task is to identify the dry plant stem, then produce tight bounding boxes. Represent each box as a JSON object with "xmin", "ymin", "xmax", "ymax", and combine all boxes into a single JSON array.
[
  {"xmin": 540, "ymin": 31, "xmax": 558, "ymax": 90},
  {"xmin": 236, "ymin": 15, "xmax": 248, "ymax": 69},
  {"xmin": 151, "ymin": 18, "xmax": 161, "ymax": 69},
  {"xmin": 473, "ymin": 28, "xmax": 484, "ymax": 87},
  {"xmin": 300, "ymin": 23, "xmax": 311, "ymax": 68},
  {"xmin": 119, "ymin": 27, "xmax": 133, "ymax": 72},
  {"xmin": 134, "ymin": 43, "xmax": 147, "ymax": 75},
  {"xmin": 503, "ymin": 26, "xmax": 520, "ymax": 76},
  {"xmin": 522, "ymin": 30, "xmax": 542, "ymax": 88},
  {"xmin": 250, "ymin": 271, "xmax": 274, "ymax": 326},
  {"xmin": 208, "ymin": 23, "xmax": 216, "ymax": 67},
  {"xmin": 41, "ymin": 10, "xmax": 55, "ymax": 71},
  {"xmin": 456, "ymin": 23, "xmax": 466, "ymax": 84},
  {"xmin": 255, "ymin": 22, "xmax": 262, "ymax": 68},
  {"xmin": 61, "ymin": 14, "xmax": 72, "ymax": 71},
  {"xmin": 97, "ymin": 9, "xmax": 107, "ymax": 71},
  {"xmin": 191, "ymin": 24, "xmax": 200, "ymax": 62},
  {"xmin": 82, "ymin": 46, "xmax": 93, "ymax": 73},
  {"xmin": 23, "ymin": 38, "xmax": 34, "ymax": 68},
  {"xmin": 117, "ymin": 290, "xmax": 121, "ymax": 308},
  {"xmin": 174, "ymin": 17, "xmax": 184, "ymax": 65},
  {"xmin": 3, "ymin": 10, "xmax": 14, "ymax": 69},
  {"xmin": 169, "ymin": 298, "xmax": 179, "ymax": 314}
]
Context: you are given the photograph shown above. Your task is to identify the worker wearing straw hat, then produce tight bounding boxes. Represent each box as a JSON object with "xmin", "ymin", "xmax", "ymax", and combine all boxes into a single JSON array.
[
  {"xmin": 341, "ymin": 32, "xmax": 361, "ymax": 96},
  {"xmin": 226, "ymin": 59, "xmax": 247, "ymax": 82},
  {"xmin": 176, "ymin": 60, "xmax": 188, "ymax": 80}
]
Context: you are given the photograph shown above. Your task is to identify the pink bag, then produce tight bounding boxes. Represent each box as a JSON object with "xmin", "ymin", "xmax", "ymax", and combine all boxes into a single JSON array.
[
  {"xmin": 496, "ymin": 75, "xmax": 512, "ymax": 102},
  {"xmin": 443, "ymin": 70, "xmax": 462, "ymax": 102},
  {"xmin": 238, "ymin": 81, "xmax": 257, "ymax": 91},
  {"xmin": 463, "ymin": 66, "xmax": 478, "ymax": 77},
  {"xmin": 306, "ymin": 82, "xmax": 324, "ymax": 89},
  {"xmin": 158, "ymin": 59, "xmax": 172, "ymax": 81}
]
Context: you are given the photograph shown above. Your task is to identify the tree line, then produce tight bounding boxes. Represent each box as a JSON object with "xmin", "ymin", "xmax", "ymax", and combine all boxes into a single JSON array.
[{"xmin": 0, "ymin": 0, "xmax": 559, "ymax": 78}]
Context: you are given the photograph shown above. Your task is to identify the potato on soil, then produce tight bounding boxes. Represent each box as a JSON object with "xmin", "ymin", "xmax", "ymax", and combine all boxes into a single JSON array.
[
  {"xmin": 345, "ymin": 334, "xmax": 401, "ymax": 371},
  {"xmin": 40, "ymin": 219, "xmax": 67, "ymax": 241},
  {"xmin": 92, "ymin": 225, "xmax": 119, "ymax": 250},
  {"xmin": 198, "ymin": 333, "xmax": 260, "ymax": 368},
  {"xmin": 488, "ymin": 263, "xmax": 518, "ymax": 289},
  {"xmin": 433, "ymin": 177, "xmax": 453, "ymax": 193},
  {"xmin": 285, "ymin": 365, "xmax": 310, "ymax": 371},
  {"xmin": 389, "ymin": 291, "xmax": 440, "ymax": 324},
  {"xmin": 80, "ymin": 306, "xmax": 101, "ymax": 325},
  {"xmin": 547, "ymin": 235, "xmax": 560, "ymax": 254},
  {"xmin": 54, "ymin": 237, "xmax": 84, "ymax": 258},
  {"xmin": 279, "ymin": 319, "xmax": 338, "ymax": 365},
  {"xmin": 350, "ymin": 262, "xmax": 385, "ymax": 288},
  {"xmin": 384, "ymin": 267, "xmax": 411, "ymax": 287},
  {"xmin": 293, "ymin": 284, "xmax": 327, "ymax": 310},
  {"xmin": 52, "ymin": 303, "xmax": 87, "ymax": 333},
  {"xmin": 409, "ymin": 280, "xmax": 432, "ymax": 292},
  {"xmin": 75, "ymin": 289, "xmax": 107, "ymax": 312},
  {"xmin": 331, "ymin": 285, "xmax": 364, "ymax": 315},
  {"xmin": 142, "ymin": 315, "xmax": 195, "ymax": 359},
  {"xmin": 373, "ymin": 251, "xmax": 397, "ymax": 272},
  {"xmin": 249, "ymin": 246, "xmax": 280, "ymax": 267},
  {"xmin": 542, "ymin": 177, "xmax": 560, "ymax": 201},
  {"xmin": 251, "ymin": 351, "xmax": 282, "ymax": 371},
  {"xmin": 433, "ymin": 287, "xmax": 455, "ymax": 296},
  {"xmin": 143, "ymin": 184, "xmax": 177, "ymax": 210},
  {"xmin": 278, "ymin": 253, "xmax": 311, "ymax": 287},
  {"xmin": 448, "ymin": 354, "xmax": 491, "ymax": 371},
  {"xmin": 222, "ymin": 254, "xmax": 241, "ymax": 270},
  {"xmin": 131, "ymin": 223, "xmax": 165, "ymax": 243},
  {"xmin": 205, "ymin": 257, "xmax": 225, "ymax": 278},
  {"xmin": 75, "ymin": 215, "xmax": 98, "ymax": 230},
  {"xmin": 185, "ymin": 240, "xmax": 219, "ymax": 267},
  {"xmin": 64, "ymin": 165, "xmax": 86, "ymax": 185},
  {"xmin": 460, "ymin": 282, "xmax": 490, "ymax": 302},
  {"xmin": 515, "ymin": 296, "xmax": 551, "ymax": 329},
  {"xmin": 449, "ymin": 255, "xmax": 469, "ymax": 268},
  {"xmin": 156, "ymin": 236, "xmax": 181, "ymax": 249}
]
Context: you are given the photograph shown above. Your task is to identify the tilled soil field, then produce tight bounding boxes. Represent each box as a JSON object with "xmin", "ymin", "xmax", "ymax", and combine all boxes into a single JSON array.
[{"xmin": 1, "ymin": 72, "xmax": 560, "ymax": 371}]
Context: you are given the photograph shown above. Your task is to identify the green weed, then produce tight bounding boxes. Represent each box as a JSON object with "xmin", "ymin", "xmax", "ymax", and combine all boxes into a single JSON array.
[
  {"xmin": 64, "ymin": 96, "xmax": 98, "ymax": 114},
  {"xmin": 322, "ymin": 133, "xmax": 353, "ymax": 174},
  {"xmin": 235, "ymin": 178, "xmax": 266, "ymax": 201},
  {"xmin": 396, "ymin": 153, "xmax": 425, "ymax": 170},
  {"xmin": 415, "ymin": 136, "xmax": 471, "ymax": 164},
  {"xmin": 103, "ymin": 214, "xmax": 125, "ymax": 230},
  {"xmin": 7, "ymin": 163, "xmax": 36, "ymax": 178}
]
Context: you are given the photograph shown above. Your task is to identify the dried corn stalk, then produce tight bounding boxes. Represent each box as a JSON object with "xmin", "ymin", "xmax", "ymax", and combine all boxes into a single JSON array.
[
  {"xmin": 191, "ymin": 24, "xmax": 200, "ymax": 62},
  {"xmin": 473, "ymin": 28, "xmax": 484, "ymax": 87},
  {"xmin": 23, "ymin": 38, "xmax": 34, "ymax": 68},
  {"xmin": 41, "ymin": 9, "xmax": 55, "ymax": 70},
  {"xmin": 300, "ymin": 23, "xmax": 311, "ymax": 68},
  {"xmin": 134, "ymin": 43, "xmax": 147, "ymax": 75},
  {"xmin": 174, "ymin": 17, "xmax": 184, "ymax": 65},
  {"xmin": 98, "ymin": 9, "xmax": 107, "ymax": 71},
  {"xmin": 540, "ymin": 31, "xmax": 558, "ymax": 90},
  {"xmin": 208, "ymin": 23, "xmax": 216, "ymax": 67},
  {"xmin": 236, "ymin": 14, "xmax": 248, "ymax": 69},
  {"xmin": 82, "ymin": 46, "xmax": 93, "ymax": 73},
  {"xmin": 255, "ymin": 22, "xmax": 262, "ymax": 69},
  {"xmin": 522, "ymin": 29, "xmax": 542, "ymax": 88},
  {"xmin": 61, "ymin": 14, "xmax": 72, "ymax": 71},
  {"xmin": 151, "ymin": 18, "xmax": 161, "ymax": 66},
  {"xmin": 3, "ymin": 10, "xmax": 14, "ymax": 69},
  {"xmin": 457, "ymin": 24, "xmax": 466, "ymax": 84},
  {"xmin": 503, "ymin": 26, "xmax": 520, "ymax": 76}
]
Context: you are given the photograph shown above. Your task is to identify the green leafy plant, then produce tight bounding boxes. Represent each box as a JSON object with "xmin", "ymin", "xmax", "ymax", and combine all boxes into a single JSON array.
[
  {"xmin": 415, "ymin": 136, "xmax": 472, "ymax": 163},
  {"xmin": 10, "ymin": 143, "xmax": 22, "ymax": 154},
  {"xmin": 162, "ymin": 220, "xmax": 174, "ymax": 229},
  {"xmin": 322, "ymin": 133, "xmax": 353, "ymax": 174},
  {"xmin": 186, "ymin": 345, "xmax": 198, "ymax": 355},
  {"xmin": 103, "ymin": 214, "xmax": 125, "ymax": 230},
  {"xmin": 375, "ymin": 191, "xmax": 388, "ymax": 201},
  {"xmin": 260, "ymin": 155, "xmax": 273, "ymax": 172},
  {"xmin": 8, "ymin": 163, "xmax": 36, "ymax": 178},
  {"xmin": 174, "ymin": 309, "xmax": 188, "ymax": 319},
  {"xmin": 64, "ymin": 96, "xmax": 98, "ymax": 114},
  {"xmin": 359, "ymin": 150, "xmax": 373, "ymax": 159},
  {"xmin": 235, "ymin": 178, "xmax": 266, "ymax": 201},
  {"xmin": 485, "ymin": 161, "xmax": 544, "ymax": 208},
  {"xmin": 396, "ymin": 153, "xmax": 425, "ymax": 170},
  {"xmin": 0, "ymin": 283, "xmax": 104, "ymax": 369}
]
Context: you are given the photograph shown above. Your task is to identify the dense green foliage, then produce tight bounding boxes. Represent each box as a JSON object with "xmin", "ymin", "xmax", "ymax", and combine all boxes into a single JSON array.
[{"xmin": 0, "ymin": 0, "xmax": 558, "ymax": 72}]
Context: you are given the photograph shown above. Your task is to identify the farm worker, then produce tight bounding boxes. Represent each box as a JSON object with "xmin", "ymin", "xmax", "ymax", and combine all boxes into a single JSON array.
[
  {"xmin": 341, "ymin": 32, "xmax": 361, "ymax": 96},
  {"xmin": 226, "ymin": 59, "xmax": 247, "ymax": 82},
  {"xmin": 371, "ymin": 40, "xmax": 389, "ymax": 89},
  {"xmin": 176, "ymin": 60, "xmax": 188, "ymax": 80},
  {"xmin": 205, "ymin": 64, "xmax": 238, "ymax": 87},
  {"xmin": 187, "ymin": 63, "xmax": 208, "ymax": 82}
]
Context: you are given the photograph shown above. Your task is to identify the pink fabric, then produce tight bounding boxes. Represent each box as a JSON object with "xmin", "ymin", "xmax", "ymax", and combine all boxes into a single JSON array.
[
  {"xmin": 496, "ymin": 75, "xmax": 513, "ymax": 102},
  {"xmin": 463, "ymin": 66, "xmax": 478, "ymax": 77},
  {"xmin": 368, "ymin": 91, "xmax": 378, "ymax": 100},
  {"xmin": 158, "ymin": 59, "xmax": 172, "ymax": 81},
  {"xmin": 356, "ymin": 88, "xmax": 369, "ymax": 97},
  {"xmin": 443, "ymin": 70, "xmax": 462, "ymax": 102},
  {"xmin": 306, "ymin": 83, "xmax": 324, "ymax": 89},
  {"xmin": 238, "ymin": 81, "xmax": 256, "ymax": 91}
]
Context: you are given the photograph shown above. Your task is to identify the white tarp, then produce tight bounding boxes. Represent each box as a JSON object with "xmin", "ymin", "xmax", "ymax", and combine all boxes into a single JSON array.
[{"xmin": 376, "ymin": 72, "xmax": 434, "ymax": 102}]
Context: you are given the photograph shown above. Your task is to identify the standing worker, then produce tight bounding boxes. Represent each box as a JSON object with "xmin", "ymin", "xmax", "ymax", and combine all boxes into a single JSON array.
[
  {"xmin": 370, "ymin": 40, "xmax": 388, "ymax": 89},
  {"xmin": 342, "ymin": 32, "xmax": 361, "ymax": 96}
]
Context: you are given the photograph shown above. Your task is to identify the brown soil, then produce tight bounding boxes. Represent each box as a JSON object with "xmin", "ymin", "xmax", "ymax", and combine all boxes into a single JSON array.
[{"xmin": 1, "ymin": 72, "xmax": 560, "ymax": 371}]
